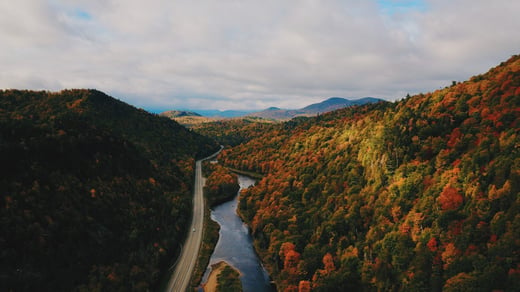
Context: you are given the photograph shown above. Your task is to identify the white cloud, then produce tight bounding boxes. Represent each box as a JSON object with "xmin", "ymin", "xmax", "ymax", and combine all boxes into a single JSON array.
[{"xmin": 1, "ymin": 0, "xmax": 519, "ymax": 111}]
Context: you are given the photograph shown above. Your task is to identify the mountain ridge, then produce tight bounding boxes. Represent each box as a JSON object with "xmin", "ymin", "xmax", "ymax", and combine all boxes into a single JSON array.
[
  {"xmin": 160, "ymin": 97, "xmax": 383, "ymax": 121},
  {"xmin": 246, "ymin": 97, "xmax": 383, "ymax": 120},
  {"xmin": 0, "ymin": 89, "xmax": 218, "ymax": 291}
]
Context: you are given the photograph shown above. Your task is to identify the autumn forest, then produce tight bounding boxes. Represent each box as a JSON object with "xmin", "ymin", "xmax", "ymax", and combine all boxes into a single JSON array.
[
  {"xmin": 1, "ymin": 55, "xmax": 519, "ymax": 291},
  {"xmin": 214, "ymin": 55, "xmax": 520, "ymax": 291},
  {"xmin": 0, "ymin": 90, "xmax": 219, "ymax": 290}
]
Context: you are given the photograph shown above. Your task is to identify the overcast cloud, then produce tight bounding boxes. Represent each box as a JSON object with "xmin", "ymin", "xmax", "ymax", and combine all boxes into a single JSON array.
[{"xmin": 1, "ymin": 0, "xmax": 519, "ymax": 111}]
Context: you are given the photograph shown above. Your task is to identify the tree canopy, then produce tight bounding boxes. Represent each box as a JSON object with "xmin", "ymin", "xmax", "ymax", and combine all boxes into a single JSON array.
[
  {"xmin": 214, "ymin": 55, "xmax": 520, "ymax": 291},
  {"xmin": 0, "ymin": 89, "xmax": 219, "ymax": 291}
]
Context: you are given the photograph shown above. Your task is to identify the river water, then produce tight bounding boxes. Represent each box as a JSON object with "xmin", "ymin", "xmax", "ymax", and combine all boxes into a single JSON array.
[{"xmin": 200, "ymin": 175, "xmax": 274, "ymax": 292}]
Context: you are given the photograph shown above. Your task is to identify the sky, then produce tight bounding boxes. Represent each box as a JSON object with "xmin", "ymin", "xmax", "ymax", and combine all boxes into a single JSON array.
[{"xmin": 1, "ymin": 0, "xmax": 519, "ymax": 112}]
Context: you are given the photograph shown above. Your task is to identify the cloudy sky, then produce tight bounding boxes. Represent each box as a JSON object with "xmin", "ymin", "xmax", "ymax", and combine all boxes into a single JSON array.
[{"xmin": 1, "ymin": 0, "xmax": 519, "ymax": 111}]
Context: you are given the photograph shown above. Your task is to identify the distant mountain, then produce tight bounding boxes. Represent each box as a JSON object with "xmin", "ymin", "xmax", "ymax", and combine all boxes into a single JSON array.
[
  {"xmin": 160, "ymin": 110, "xmax": 201, "ymax": 118},
  {"xmin": 160, "ymin": 98, "xmax": 382, "ymax": 121},
  {"xmin": 195, "ymin": 109, "xmax": 253, "ymax": 118},
  {"xmin": 247, "ymin": 107, "xmax": 305, "ymax": 120},
  {"xmin": 160, "ymin": 109, "xmax": 253, "ymax": 118},
  {"xmin": 247, "ymin": 97, "xmax": 383, "ymax": 120}
]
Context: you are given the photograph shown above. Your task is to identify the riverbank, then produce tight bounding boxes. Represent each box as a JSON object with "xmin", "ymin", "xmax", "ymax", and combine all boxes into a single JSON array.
[
  {"xmin": 189, "ymin": 199, "xmax": 220, "ymax": 289},
  {"xmin": 190, "ymin": 164, "xmax": 240, "ymax": 289},
  {"xmin": 204, "ymin": 163, "xmax": 241, "ymax": 208},
  {"xmin": 202, "ymin": 261, "xmax": 242, "ymax": 292},
  {"xmin": 200, "ymin": 175, "xmax": 274, "ymax": 291}
]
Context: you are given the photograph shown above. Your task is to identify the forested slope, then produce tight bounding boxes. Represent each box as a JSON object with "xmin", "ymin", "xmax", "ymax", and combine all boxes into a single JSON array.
[
  {"xmin": 0, "ymin": 89, "xmax": 218, "ymax": 291},
  {"xmin": 204, "ymin": 163, "xmax": 240, "ymax": 208},
  {"xmin": 192, "ymin": 118, "xmax": 276, "ymax": 147},
  {"xmin": 220, "ymin": 55, "xmax": 520, "ymax": 291}
]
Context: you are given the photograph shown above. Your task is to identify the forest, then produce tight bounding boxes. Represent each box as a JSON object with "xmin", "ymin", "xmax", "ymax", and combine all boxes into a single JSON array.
[
  {"xmin": 0, "ymin": 89, "xmax": 219, "ymax": 291},
  {"xmin": 204, "ymin": 163, "xmax": 240, "ymax": 208},
  {"xmin": 192, "ymin": 118, "xmax": 276, "ymax": 147},
  {"xmin": 213, "ymin": 55, "xmax": 520, "ymax": 291}
]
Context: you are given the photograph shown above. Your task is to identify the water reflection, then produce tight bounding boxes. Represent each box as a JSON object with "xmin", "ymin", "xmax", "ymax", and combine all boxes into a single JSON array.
[{"xmin": 201, "ymin": 175, "xmax": 273, "ymax": 292}]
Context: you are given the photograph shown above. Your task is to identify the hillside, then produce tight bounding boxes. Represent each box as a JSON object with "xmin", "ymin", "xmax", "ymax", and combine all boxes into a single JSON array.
[
  {"xmin": 191, "ymin": 118, "xmax": 277, "ymax": 147},
  {"xmin": 167, "ymin": 115, "xmax": 217, "ymax": 127},
  {"xmin": 160, "ymin": 110, "xmax": 202, "ymax": 118},
  {"xmin": 0, "ymin": 89, "xmax": 219, "ymax": 291},
  {"xmin": 247, "ymin": 97, "xmax": 382, "ymax": 120},
  {"xmin": 219, "ymin": 55, "xmax": 520, "ymax": 291},
  {"xmin": 159, "ymin": 110, "xmax": 211, "ymax": 126}
]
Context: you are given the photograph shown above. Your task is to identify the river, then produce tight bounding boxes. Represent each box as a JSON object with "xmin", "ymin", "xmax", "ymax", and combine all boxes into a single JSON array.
[{"xmin": 200, "ymin": 175, "xmax": 274, "ymax": 292}]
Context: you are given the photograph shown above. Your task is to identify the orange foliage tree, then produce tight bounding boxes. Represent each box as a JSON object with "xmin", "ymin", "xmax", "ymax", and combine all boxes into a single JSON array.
[{"xmin": 438, "ymin": 185, "xmax": 463, "ymax": 210}]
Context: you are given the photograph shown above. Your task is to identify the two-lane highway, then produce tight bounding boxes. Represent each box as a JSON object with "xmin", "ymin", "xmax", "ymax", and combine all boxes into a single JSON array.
[{"xmin": 165, "ymin": 148, "xmax": 222, "ymax": 292}]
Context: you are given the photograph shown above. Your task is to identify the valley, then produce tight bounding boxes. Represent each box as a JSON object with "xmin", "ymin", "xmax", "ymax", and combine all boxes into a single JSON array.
[
  {"xmin": 3, "ymin": 2, "xmax": 519, "ymax": 291},
  {"xmin": 1, "ymin": 55, "xmax": 518, "ymax": 291}
]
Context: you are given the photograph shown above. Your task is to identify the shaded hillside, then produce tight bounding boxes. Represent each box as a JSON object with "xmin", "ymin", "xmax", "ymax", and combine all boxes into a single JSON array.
[
  {"xmin": 220, "ymin": 55, "xmax": 520, "ymax": 291},
  {"xmin": 0, "ymin": 89, "xmax": 219, "ymax": 291},
  {"xmin": 247, "ymin": 97, "xmax": 382, "ymax": 120}
]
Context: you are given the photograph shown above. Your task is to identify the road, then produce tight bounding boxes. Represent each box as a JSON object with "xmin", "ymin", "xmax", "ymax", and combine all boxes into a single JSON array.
[{"xmin": 165, "ymin": 148, "xmax": 222, "ymax": 292}]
